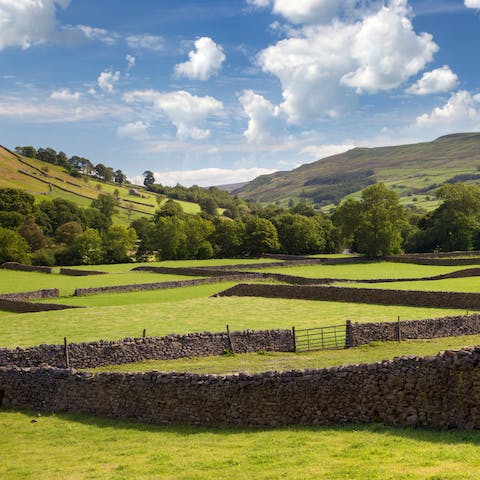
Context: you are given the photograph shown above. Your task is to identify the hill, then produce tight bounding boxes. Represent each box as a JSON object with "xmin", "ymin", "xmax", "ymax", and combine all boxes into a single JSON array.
[
  {"xmin": 234, "ymin": 132, "xmax": 480, "ymax": 210},
  {"xmin": 0, "ymin": 145, "xmax": 201, "ymax": 224}
]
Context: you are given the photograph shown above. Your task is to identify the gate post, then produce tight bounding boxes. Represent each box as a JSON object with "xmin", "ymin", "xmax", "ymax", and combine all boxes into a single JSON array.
[
  {"xmin": 345, "ymin": 320, "xmax": 352, "ymax": 348},
  {"xmin": 291, "ymin": 326, "xmax": 296, "ymax": 353}
]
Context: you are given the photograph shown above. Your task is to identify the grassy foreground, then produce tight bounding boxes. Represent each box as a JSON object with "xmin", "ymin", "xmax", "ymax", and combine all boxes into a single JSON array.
[
  {"xmin": 92, "ymin": 334, "xmax": 480, "ymax": 375},
  {"xmin": 1, "ymin": 409, "xmax": 479, "ymax": 479}
]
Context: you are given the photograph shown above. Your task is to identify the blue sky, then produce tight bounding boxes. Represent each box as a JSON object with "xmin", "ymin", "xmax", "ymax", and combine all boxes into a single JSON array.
[{"xmin": 1, "ymin": 0, "xmax": 480, "ymax": 186}]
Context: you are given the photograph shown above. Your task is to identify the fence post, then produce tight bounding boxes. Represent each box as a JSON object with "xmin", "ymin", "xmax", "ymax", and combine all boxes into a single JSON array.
[
  {"xmin": 292, "ymin": 326, "xmax": 296, "ymax": 353},
  {"xmin": 397, "ymin": 316, "xmax": 402, "ymax": 342},
  {"xmin": 345, "ymin": 320, "xmax": 352, "ymax": 348},
  {"xmin": 226, "ymin": 324, "xmax": 235, "ymax": 355},
  {"xmin": 64, "ymin": 337, "xmax": 70, "ymax": 369},
  {"xmin": 142, "ymin": 328, "xmax": 146, "ymax": 338}
]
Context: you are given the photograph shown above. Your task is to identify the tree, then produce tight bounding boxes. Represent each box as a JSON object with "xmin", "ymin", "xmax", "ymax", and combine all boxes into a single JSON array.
[
  {"xmin": 243, "ymin": 216, "xmax": 280, "ymax": 256},
  {"xmin": 211, "ymin": 218, "xmax": 245, "ymax": 257},
  {"xmin": 0, "ymin": 227, "xmax": 31, "ymax": 264},
  {"xmin": 15, "ymin": 146, "xmax": 37, "ymax": 158},
  {"xmin": 94, "ymin": 163, "xmax": 114, "ymax": 182},
  {"xmin": 154, "ymin": 199, "xmax": 184, "ymax": 220},
  {"xmin": 71, "ymin": 228, "xmax": 103, "ymax": 264},
  {"xmin": 143, "ymin": 170, "xmax": 155, "ymax": 187},
  {"xmin": 103, "ymin": 225, "xmax": 137, "ymax": 263},
  {"xmin": 19, "ymin": 218, "xmax": 48, "ymax": 251},
  {"xmin": 199, "ymin": 197, "xmax": 218, "ymax": 216},
  {"xmin": 114, "ymin": 170, "xmax": 127, "ymax": 185},
  {"xmin": 0, "ymin": 188, "xmax": 35, "ymax": 216},
  {"xmin": 334, "ymin": 183, "xmax": 407, "ymax": 257},
  {"xmin": 55, "ymin": 221, "xmax": 83, "ymax": 244},
  {"xmin": 413, "ymin": 183, "xmax": 480, "ymax": 252},
  {"xmin": 91, "ymin": 194, "xmax": 118, "ymax": 226}
]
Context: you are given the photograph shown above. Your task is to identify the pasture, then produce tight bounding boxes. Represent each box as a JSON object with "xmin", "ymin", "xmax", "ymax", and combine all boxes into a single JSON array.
[{"xmin": 2, "ymin": 257, "xmax": 480, "ymax": 479}]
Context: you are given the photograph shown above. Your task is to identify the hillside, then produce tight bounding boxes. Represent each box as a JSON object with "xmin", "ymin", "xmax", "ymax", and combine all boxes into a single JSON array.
[
  {"xmin": 0, "ymin": 146, "xmax": 200, "ymax": 224},
  {"xmin": 235, "ymin": 133, "xmax": 480, "ymax": 210}
]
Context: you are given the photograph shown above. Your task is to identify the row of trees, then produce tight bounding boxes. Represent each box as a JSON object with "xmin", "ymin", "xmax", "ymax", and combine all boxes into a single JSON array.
[
  {"xmin": 0, "ymin": 188, "xmax": 136, "ymax": 265},
  {"xmin": 14, "ymin": 145, "xmax": 128, "ymax": 185}
]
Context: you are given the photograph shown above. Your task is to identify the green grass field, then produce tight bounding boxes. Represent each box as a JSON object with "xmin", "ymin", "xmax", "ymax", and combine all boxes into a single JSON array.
[
  {"xmin": 1, "ymin": 409, "xmax": 479, "ymax": 480},
  {"xmin": 93, "ymin": 334, "xmax": 480, "ymax": 375},
  {"xmin": 253, "ymin": 262, "xmax": 465, "ymax": 280}
]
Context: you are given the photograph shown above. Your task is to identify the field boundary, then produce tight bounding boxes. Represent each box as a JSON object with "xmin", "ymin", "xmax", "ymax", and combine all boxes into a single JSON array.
[
  {"xmin": 2, "ymin": 346, "xmax": 480, "ymax": 428},
  {"xmin": 215, "ymin": 283, "xmax": 480, "ymax": 309}
]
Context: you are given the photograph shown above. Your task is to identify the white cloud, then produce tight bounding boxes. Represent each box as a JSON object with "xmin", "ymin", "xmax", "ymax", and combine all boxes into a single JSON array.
[
  {"xmin": 175, "ymin": 37, "xmax": 226, "ymax": 81},
  {"xmin": 0, "ymin": 95, "xmax": 129, "ymax": 123},
  {"xmin": 273, "ymin": 0, "xmax": 344, "ymax": 24},
  {"xmin": 340, "ymin": 2, "xmax": 438, "ymax": 92},
  {"xmin": 123, "ymin": 89, "xmax": 223, "ymax": 140},
  {"xmin": 117, "ymin": 121, "xmax": 150, "ymax": 140},
  {"xmin": 465, "ymin": 0, "xmax": 480, "ymax": 8},
  {"xmin": 71, "ymin": 25, "xmax": 118, "ymax": 45},
  {"xmin": 131, "ymin": 167, "xmax": 276, "ymax": 188},
  {"xmin": 247, "ymin": 0, "xmax": 271, "ymax": 7},
  {"xmin": 258, "ymin": 0, "xmax": 438, "ymax": 123},
  {"xmin": 50, "ymin": 89, "xmax": 82, "ymax": 101},
  {"xmin": 97, "ymin": 70, "xmax": 120, "ymax": 93},
  {"xmin": 406, "ymin": 65, "xmax": 458, "ymax": 95},
  {"xmin": 0, "ymin": 0, "xmax": 70, "ymax": 50},
  {"xmin": 300, "ymin": 143, "xmax": 355, "ymax": 159},
  {"xmin": 126, "ymin": 54, "xmax": 136, "ymax": 70},
  {"xmin": 415, "ymin": 90, "xmax": 480, "ymax": 134},
  {"xmin": 126, "ymin": 34, "xmax": 165, "ymax": 51},
  {"xmin": 238, "ymin": 90, "xmax": 285, "ymax": 143}
]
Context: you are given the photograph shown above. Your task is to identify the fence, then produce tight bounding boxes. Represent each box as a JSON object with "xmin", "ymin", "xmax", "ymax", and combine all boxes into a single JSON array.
[{"xmin": 293, "ymin": 324, "xmax": 347, "ymax": 352}]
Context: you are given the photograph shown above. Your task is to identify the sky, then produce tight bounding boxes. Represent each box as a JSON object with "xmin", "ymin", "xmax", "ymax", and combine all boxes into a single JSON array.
[{"xmin": 1, "ymin": 0, "xmax": 480, "ymax": 186}]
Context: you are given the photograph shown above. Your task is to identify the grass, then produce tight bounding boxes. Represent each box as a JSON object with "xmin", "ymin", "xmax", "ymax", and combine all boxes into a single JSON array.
[
  {"xmin": 0, "ymin": 287, "xmax": 465, "ymax": 348},
  {"xmin": 253, "ymin": 262, "xmax": 464, "ymax": 280},
  {"xmin": 0, "ymin": 269, "xmax": 200, "ymax": 296},
  {"xmin": 1, "ymin": 409, "xmax": 480, "ymax": 479},
  {"xmin": 337, "ymin": 277, "xmax": 480, "ymax": 293},
  {"xmin": 92, "ymin": 335, "xmax": 480, "ymax": 374}
]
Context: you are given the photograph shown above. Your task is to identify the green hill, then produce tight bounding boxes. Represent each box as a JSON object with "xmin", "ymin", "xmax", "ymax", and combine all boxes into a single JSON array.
[
  {"xmin": 235, "ymin": 132, "xmax": 480, "ymax": 211},
  {"xmin": 0, "ymin": 145, "xmax": 200, "ymax": 224}
]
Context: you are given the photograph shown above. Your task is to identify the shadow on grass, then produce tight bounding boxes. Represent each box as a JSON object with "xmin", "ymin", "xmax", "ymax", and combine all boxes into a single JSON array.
[{"xmin": 3, "ymin": 407, "xmax": 480, "ymax": 446}]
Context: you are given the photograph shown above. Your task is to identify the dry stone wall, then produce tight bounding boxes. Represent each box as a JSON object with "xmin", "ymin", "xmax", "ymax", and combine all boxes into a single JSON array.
[
  {"xmin": 2, "ymin": 346, "xmax": 480, "ymax": 428},
  {"xmin": 0, "ymin": 329, "xmax": 294, "ymax": 368},
  {"xmin": 0, "ymin": 262, "xmax": 53, "ymax": 274},
  {"xmin": 216, "ymin": 283, "xmax": 480, "ymax": 309},
  {"xmin": 0, "ymin": 289, "xmax": 79, "ymax": 313},
  {"xmin": 348, "ymin": 314, "xmax": 480, "ymax": 346},
  {"xmin": 59, "ymin": 268, "xmax": 107, "ymax": 276}
]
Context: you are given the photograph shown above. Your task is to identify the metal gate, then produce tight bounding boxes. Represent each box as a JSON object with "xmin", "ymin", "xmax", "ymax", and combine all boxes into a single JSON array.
[{"xmin": 294, "ymin": 324, "xmax": 347, "ymax": 352}]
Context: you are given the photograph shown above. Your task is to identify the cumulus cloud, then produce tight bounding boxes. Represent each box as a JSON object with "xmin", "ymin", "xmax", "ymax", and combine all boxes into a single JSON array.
[
  {"xmin": 97, "ymin": 70, "xmax": 120, "ymax": 93},
  {"xmin": 406, "ymin": 65, "xmax": 458, "ymax": 95},
  {"xmin": 239, "ymin": 90, "xmax": 285, "ymax": 143},
  {"xmin": 123, "ymin": 89, "xmax": 223, "ymax": 140},
  {"xmin": 175, "ymin": 37, "xmax": 226, "ymax": 81},
  {"xmin": 50, "ymin": 89, "xmax": 82, "ymax": 101},
  {"xmin": 465, "ymin": 0, "xmax": 480, "ymax": 8},
  {"xmin": 126, "ymin": 54, "xmax": 136, "ymax": 70},
  {"xmin": 258, "ymin": 0, "xmax": 438, "ymax": 122},
  {"xmin": 415, "ymin": 90, "xmax": 480, "ymax": 134},
  {"xmin": 126, "ymin": 34, "xmax": 165, "ymax": 51},
  {"xmin": 300, "ymin": 143, "xmax": 355, "ymax": 159},
  {"xmin": 247, "ymin": 0, "xmax": 271, "ymax": 7},
  {"xmin": 132, "ymin": 167, "xmax": 276, "ymax": 188},
  {"xmin": 0, "ymin": 0, "xmax": 70, "ymax": 50},
  {"xmin": 117, "ymin": 121, "xmax": 150, "ymax": 140}
]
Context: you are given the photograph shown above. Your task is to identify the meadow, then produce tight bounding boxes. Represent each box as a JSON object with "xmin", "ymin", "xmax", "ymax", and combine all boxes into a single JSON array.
[{"xmin": 2, "ymin": 257, "xmax": 480, "ymax": 479}]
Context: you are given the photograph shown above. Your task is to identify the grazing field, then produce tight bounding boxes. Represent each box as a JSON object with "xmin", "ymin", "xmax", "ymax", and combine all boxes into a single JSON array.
[
  {"xmin": 336, "ymin": 277, "xmax": 480, "ymax": 293},
  {"xmin": 1, "ymin": 409, "xmax": 480, "ymax": 480},
  {"xmin": 94, "ymin": 334, "xmax": 480, "ymax": 374},
  {"xmin": 252, "ymin": 262, "xmax": 464, "ymax": 280},
  {"xmin": 0, "ymin": 287, "xmax": 465, "ymax": 348},
  {"xmin": 0, "ymin": 269, "xmax": 200, "ymax": 296}
]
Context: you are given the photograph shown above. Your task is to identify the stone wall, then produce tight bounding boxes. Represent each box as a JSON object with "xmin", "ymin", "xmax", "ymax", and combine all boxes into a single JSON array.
[
  {"xmin": 0, "ymin": 262, "xmax": 53, "ymax": 274},
  {"xmin": 348, "ymin": 314, "xmax": 480, "ymax": 346},
  {"xmin": 386, "ymin": 256, "xmax": 480, "ymax": 266},
  {"xmin": 215, "ymin": 283, "xmax": 480, "ymax": 309},
  {"xmin": 0, "ymin": 329, "xmax": 294, "ymax": 368},
  {"xmin": 2, "ymin": 346, "xmax": 480, "ymax": 428},
  {"xmin": 0, "ymin": 289, "xmax": 59, "ymax": 301},
  {"xmin": 0, "ymin": 289, "xmax": 77, "ymax": 313},
  {"xmin": 59, "ymin": 268, "xmax": 107, "ymax": 276}
]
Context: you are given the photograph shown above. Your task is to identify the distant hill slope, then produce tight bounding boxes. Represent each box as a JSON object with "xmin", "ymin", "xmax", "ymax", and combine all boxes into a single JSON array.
[
  {"xmin": 0, "ymin": 145, "xmax": 201, "ymax": 224},
  {"xmin": 235, "ymin": 133, "xmax": 480, "ymax": 210}
]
